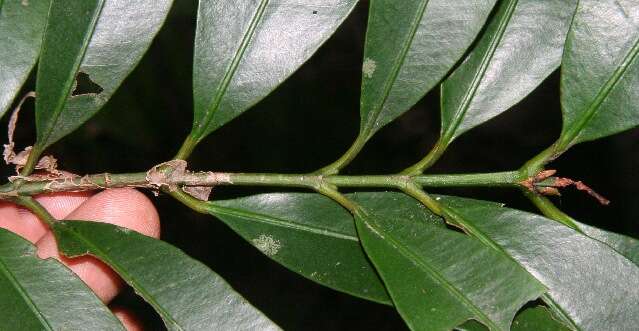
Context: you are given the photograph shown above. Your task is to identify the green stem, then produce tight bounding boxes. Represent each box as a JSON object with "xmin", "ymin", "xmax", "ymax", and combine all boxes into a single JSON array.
[
  {"xmin": 174, "ymin": 134, "xmax": 199, "ymax": 160},
  {"xmin": 19, "ymin": 145, "xmax": 44, "ymax": 177},
  {"xmin": 400, "ymin": 138, "xmax": 448, "ymax": 175},
  {"xmin": 400, "ymin": 182, "xmax": 443, "ymax": 215},
  {"xmin": 13, "ymin": 196, "xmax": 56, "ymax": 227},
  {"xmin": 167, "ymin": 189, "xmax": 210, "ymax": 214},
  {"xmin": 521, "ymin": 189, "xmax": 581, "ymax": 231},
  {"xmin": 519, "ymin": 143, "xmax": 562, "ymax": 178},
  {"xmin": 315, "ymin": 133, "xmax": 369, "ymax": 175},
  {"xmin": 0, "ymin": 170, "xmax": 521, "ymax": 198},
  {"xmin": 315, "ymin": 185, "xmax": 361, "ymax": 215}
]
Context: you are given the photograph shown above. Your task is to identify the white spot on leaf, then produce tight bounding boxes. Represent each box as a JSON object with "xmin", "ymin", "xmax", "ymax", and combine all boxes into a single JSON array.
[
  {"xmin": 252, "ymin": 234, "xmax": 281, "ymax": 256},
  {"xmin": 363, "ymin": 58, "xmax": 377, "ymax": 78}
]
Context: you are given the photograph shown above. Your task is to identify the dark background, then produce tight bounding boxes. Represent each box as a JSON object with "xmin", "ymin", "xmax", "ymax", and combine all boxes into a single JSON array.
[{"xmin": 5, "ymin": 1, "xmax": 638, "ymax": 330}]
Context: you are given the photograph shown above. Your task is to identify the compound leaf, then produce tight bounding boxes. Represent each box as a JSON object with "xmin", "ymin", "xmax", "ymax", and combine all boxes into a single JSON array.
[
  {"xmin": 358, "ymin": 0, "xmax": 496, "ymax": 140},
  {"xmin": 440, "ymin": 0, "xmax": 576, "ymax": 144},
  {"xmin": 52, "ymin": 221, "xmax": 280, "ymax": 331},
  {"xmin": 0, "ymin": 228, "xmax": 123, "ymax": 330},
  {"xmin": 189, "ymin": 0, "xmax": 357, "ymax": 145},
  {"xmin": 442, "ymin": 196, "xmax": 639, "ymax": 331},
  {"xmin": 34, "ymin": 0, "xmax": 173, "ymax": 151},
  {"xmin": 209, "ymin": 192, "xmax": 390, "ymax": 305},
  {"xmin": 557, "ymin": 0, "xmax": 639, "ymax": 148},
  {"xmin": 0, "ymin": 0, "xmax": 49, "ymax": 118},
  {"xmin": 353, "ymin": 192, "xmax": 545, "ymax": 331}
]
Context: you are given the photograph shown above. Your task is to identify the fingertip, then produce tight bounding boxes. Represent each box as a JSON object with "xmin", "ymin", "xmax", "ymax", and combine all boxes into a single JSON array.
[
  {"xmin": 0, "ymin": 191, "xmax": 92, "ymax": 243},
  {"xmin": 36, "ymin": 232, "xmax": 123, "ymax": 303},
  {"xmin": 67, "ymin": 188, "xmax": 160, "ymax": 239},
  {"xmin": 112, "ymin": 307, "xmax": 145, "ymax": 331}
]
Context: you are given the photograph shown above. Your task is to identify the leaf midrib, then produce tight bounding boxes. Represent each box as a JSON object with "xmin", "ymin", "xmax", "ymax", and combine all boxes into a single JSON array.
[
  {"xmin": 360, "ymin": 216, "xmax": 503, "ymax": 331},
  {"xmin": 36, "ymin": 0, "xmax": 105, "ymax": 148},
  {"xmin": 559, "ymin": 34, "xmax": 639, "ymax": 148},
  {"xmin": 360, "ymin": 0, "xmax": 431, "ymax": 139},
  {"xmin": 208, "ymin": 204, "xmax": 359, "ymax": 242},
  {"xmin": 441, "ymin": 0, "xmax": 519, "ymax": 143},
  {"xmin": 62, "ymin": 225, "xmax": 184, "ymax": 331},
  {"xmin": 193, "ymin": 0, "xmax": 270, "ymax": 138},
  {"xmin": 0, "ymin": 254, "xmax": 54, "ymax": 330}
]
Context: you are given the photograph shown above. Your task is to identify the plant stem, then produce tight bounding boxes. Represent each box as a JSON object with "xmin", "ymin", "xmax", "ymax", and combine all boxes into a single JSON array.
[
  {"xmin": 400, "ymin": 182, "xmax": 442, "ymax": 215},
  {"xmin": 400, "ymin": 138, "xmax": 448, "ymax": 175},
  {"xmin": 20, "ymin": 145, "xmax": 44, "ymax": 177},
  {"xmin": 167, "ymin": 189, "xmax": 210, "ymax": 214},
  {"xmin": 13, "ymin": 196, "xmax": 56, "ymax": 227},
  {"xmin": 0, "ymin": 170, "xmax": 521, "ymax": 198},
  {"xmin": 519, "ymin": 143, "xmax": 562, "ymax": 178},
  {"xmin": 521, "ymin": 189, "xmax": 581, "ymax": 231},
  {"xmin": 315, "ymin": 133, "xmax": 369, "ymax": 175},
  {"xmin": 174, "ymin": 134, "xmax": 199, "ymax": 160}
]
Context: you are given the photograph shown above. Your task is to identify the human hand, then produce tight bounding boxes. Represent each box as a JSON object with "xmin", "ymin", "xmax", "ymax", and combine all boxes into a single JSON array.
[{"xmin": 0, "ymin": 188, "xmax": 161, "ymax": 330}]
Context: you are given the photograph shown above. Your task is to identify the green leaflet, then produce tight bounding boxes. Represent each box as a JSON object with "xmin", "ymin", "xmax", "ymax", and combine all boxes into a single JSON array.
[
  {"xmin": 457, "ymin": 307, "xmax": 570, "ymax": 331},
  {"xmin": 52, "ymin": 221, "xmax": 280, "ymax": 331},
  {"xmin": 442, "ymin": 196, "xmax": 639, "ymax": 331},
  {"xmin": 575, "ymin": 220, "xmax": 639, "ymax": 266},
  {"xmin": 44, "ymin": 0, "xmax": 174, "ymax": 149},
  {"xmin": 188, "ymin": 0, "xmax": 357, "ymax": 147},
  {"xmin": 358, "ymin": 0, "xmax": 496, "ymax": 140},
  {"xmin": 439, "ymin": 0, "xmax": 577, "ymax": 144},
  {"xmin": 0, "ymin": 228, "xmax": 123, "ymax": 330},
  {"xmin": 510, "ymin": 307, "xmax": 570, "ymax": 331},
  {"xmin": 353, "ymin": 192, "xmax": 544, "ymax": 331},
  {"xmin": 557, "ymin": 0, "xmax": 639, "ymax": 149},
  {"xmin": 35, "ymin": 0, "xmax": 105, "ymax": 150},
  {"xmin": 0, "ymin": 0, "xmax": 49, "ymax": 118},
  {"xmin": 34, "ymin": 0, "xmax": 173, "ymax": 151},
  {"xmin": 209, "ymin": 193, "xmax": 390, "ymax": 305}
]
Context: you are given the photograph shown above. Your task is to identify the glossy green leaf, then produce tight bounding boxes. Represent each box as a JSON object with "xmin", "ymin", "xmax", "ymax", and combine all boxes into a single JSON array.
[
  {"xmin": 457, "ymin": 307, "xmax": 569, "ymax": 331},
  {"xmin": 0, "ymin": 0, "xmax": 49, "ymax": 117},
  {"xmin": 209, "ymin": 193, "xmax": 390, "ymax": 304},
  {"xmin": 352, "ymin": 192, "xmax": 545, "ymax": 331},
  {"xmin": 52, "ymin": 221, "xmax": 280, "ymax": 331},
  {"xmin": 576, "ymin": 220, "xmax": 639, "ymax": 266},
  {"xmin": 34, "ymin": 0, "xmax": 173, "ymax": 150},
  {"xmin": 0, "ymin": 228, "xmax": 123, "ymax": 330},
  {"xmin": 557, "ymin": 0, "xmax": 639, "ymax": 148},
  {"xmin": 442, "ymin": 196, "xmax": 639, "ymax": 331},
  {"xmin": 45, "ymin": 0, "xmax": 174, "ymax": 149},
  {"xmin": 510, "ymin": 307, "xmax": 570, "ymax": 331},
  {"xmin": 189, "ymin": 0, "xmax": 357, "ymax": 145},
  {"xmin": 358, "ymin": 0, "xmax": 496, "ymax": 140},
  {"xmin": 440, "ymin": 0, "xmax": 577, "ymax": 144},
  {"xmin": 35, "ymin": 0, "xmax": 105, "ymax": 150}
]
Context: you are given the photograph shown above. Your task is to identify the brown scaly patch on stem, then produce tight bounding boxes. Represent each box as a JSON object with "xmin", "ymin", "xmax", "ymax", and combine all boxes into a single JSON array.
[
  {"xmin": 520, "ymin": 169, "xmax": 610, "ymax": 205},
  {"xmin": 3, "ymin": 92, "xmax": 59, "ymax": 175}
]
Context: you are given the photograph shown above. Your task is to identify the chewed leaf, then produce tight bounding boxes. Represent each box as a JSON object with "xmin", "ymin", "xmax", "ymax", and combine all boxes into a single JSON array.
[
  {"xmin": 35, "ymin": 0, "xmax": 105, "ymax": 150},
  {"xmin": 53, "ymin": 221, "xmax": 280, "ymax": 331},
  {"xmin": 441, "ymin": 195, "xmax": 639, "ymax": 331},
  {"xmin": 0, "ymin": 228, "xmax": 123, "ymax": 330},
  {"xmin": 36, "ymin": 0, "xmax": 174, "ymax": 149},
  {"xmin": 353, "ymin": 192, "xmax": 544, "ymax": 331}
]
